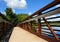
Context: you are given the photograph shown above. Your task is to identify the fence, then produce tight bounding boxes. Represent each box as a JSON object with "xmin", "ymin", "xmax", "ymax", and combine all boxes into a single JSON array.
[
  {"xmin": 18, "ymin": 0, "xmax": 60, "ymax": 42},
  {"xmin": 0, "ymin": 17, "xmax": 14, "ymax": 41}
]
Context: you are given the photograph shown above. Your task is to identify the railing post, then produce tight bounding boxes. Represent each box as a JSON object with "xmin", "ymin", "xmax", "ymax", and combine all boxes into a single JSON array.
[
  {"xmin": 29, "ymin": 21, "xmax": 33, "ymax": 32},
  {"xmin": 37, "ymin": 19, "xmax": 42, "ymax": 35},
  {"xmin": 23, "ymin": 23, "xmax": 25, "ymax": 29},
  {"xmin": 37, "ymin": 13, "xmax": 42, "ymax": 35},
  {"xmin": 3, "ymin": 22, "xmax": 7, "ymax": 35},
  {"xmin": 7, "ymin": 23, "xmax": 9, "ymax": 31},
  {"xmin": 21, "ymin": 24, "xmax": 23, "ymax": 28},
  {"xmin": 22, "ymin": 24, "xmax": 23, "ymax": 28},
  {"xmin": 25, "ymin": 22, "xmax": 28, "ymax": 30}
]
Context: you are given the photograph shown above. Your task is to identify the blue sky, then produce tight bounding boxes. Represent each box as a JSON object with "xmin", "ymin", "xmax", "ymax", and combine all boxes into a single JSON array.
[{"xmin": 0, "ymin": 0, "xmax": 59, "ymax": 15}]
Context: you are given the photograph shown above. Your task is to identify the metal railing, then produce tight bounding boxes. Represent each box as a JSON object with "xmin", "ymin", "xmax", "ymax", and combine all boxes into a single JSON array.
[
  {"xmin": 0, "ymin": 18, "xmax": 13, "ymax": 35},
  {"xmin": 0, "ymin": 13, "xmax": 14, "ymax": 42},
  {"xmin": 17, "ymin": 0, "xmax": 60, "ymax": 42}
]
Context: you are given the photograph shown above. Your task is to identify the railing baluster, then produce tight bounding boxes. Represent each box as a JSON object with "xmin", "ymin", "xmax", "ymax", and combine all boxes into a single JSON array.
[
  {"xmin": 37, "ymin": 19, "xmax": 42, "ymax": 35},
  {"xmin": 18, "ymin": 0, "xmax": 60, "ymax": 41},
  {"xmin": 37, "ymin": 13, "xmax": 42, "ymax": 35},
  {"xmin": 25, "ymin": 22, "xmax": 28, "ymax": 30},
  {"xmin": 2, "ymin": 22, "xmax": 7, "ymax": 35},
  {"xmin": 2, "ymin": 22, "xmax": 4, "ymax": 35},
  {"xmin": 29, "ymin": 21, "xmax": 33, "ymax": 32},
  {"xmin": 26, "ymin": 22, "xmax": 28, "ymax": 30},
  {"xmin": 23, "ymin": 23, "xmax": 25, "ymax": 29}
]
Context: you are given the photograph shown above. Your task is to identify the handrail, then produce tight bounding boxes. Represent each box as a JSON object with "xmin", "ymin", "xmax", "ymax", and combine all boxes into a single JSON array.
[
  {"xmin": 20, "ymin": 8, "xmax": 60, "ymax": 24},
  {"xmin": 0, "ymin": 18, "xmax": 13, "ymax": 25},
  {"xmin": 0, "ymin": 18, "xmax": 14, "ymax": 36},
  {"xmin": 18, "ymin": 0, "xmax": 60, "ymax": 42}
]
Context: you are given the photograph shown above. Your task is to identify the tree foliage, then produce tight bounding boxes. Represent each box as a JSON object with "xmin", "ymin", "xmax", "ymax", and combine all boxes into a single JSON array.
[
  {"xmin": 5, "ymin": 8, "xmax": 28, "ymax": 26},
  {"xmin": 5, "ymin": 8, "xmax": 18, "ymax": 26},
  {"xmin": 17, "ymin": 14, "xmax": 28, "ymax": 23},
  {"xmin": 0, "ymin": 16, "xmax": 2, "ymax": 19}
]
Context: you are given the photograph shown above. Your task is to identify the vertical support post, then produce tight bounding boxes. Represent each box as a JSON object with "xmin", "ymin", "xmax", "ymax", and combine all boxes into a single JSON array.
[
  {"xmin": 37, "ymin": 13, "xmax": 42, "ymax": 35},
  {"xmin": 3, "ymin": 22, "xmax": 7, "ymax": 35},
  {"xmin": 23, "ymin": 23, "xmax": 25, "ymax": 29},
  {"xmin": 25, "ymin": 22, "xmax": 28, "ymax": 30},
  {"xmin": 9, "ymin": 24, "xmax": 11, "ymax": 30},
  {"xmin": 22, "ymin": 24, "xmax": 23, "ymax": 28},
  {"xmin": 37, "ymin": 19, "xmax": 42, "ymax": 34},
  {"xmin": 29, "ymin": 21, "xmax": 33, "ymax": 32},
  {"xmin": 20, "ymin": 24, "xmax": 22, "ymax": 27},
  {"xmin": 7, "ymin": 23, "xmax": 8, "ymax": 31},
  {"xmin": 21, "ymin": 24, "xmax": 23, "ymax": 28},
  {"xmin": 25, "ymin": 23, "xmax": 27, "ymax": 30}
]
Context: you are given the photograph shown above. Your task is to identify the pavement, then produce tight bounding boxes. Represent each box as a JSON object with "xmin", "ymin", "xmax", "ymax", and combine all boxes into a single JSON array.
[{"xmin": 9, "ymin": 27, "xmax": 48, "ymax": 42}]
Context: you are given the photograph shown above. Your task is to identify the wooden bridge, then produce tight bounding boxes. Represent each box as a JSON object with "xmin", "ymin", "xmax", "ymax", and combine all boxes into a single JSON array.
[{"xmin": 0, "ymin": 0, "xmax": 60, "ymax": 42}]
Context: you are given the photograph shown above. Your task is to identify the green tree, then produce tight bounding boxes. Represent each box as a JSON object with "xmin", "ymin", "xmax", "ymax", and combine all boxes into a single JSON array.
[
  {"xmin": 0, "ymin": 16, "xmax": 2, "ymax": 19},
  {"xmin": 5, "ymin": 8, "xmax": 18, "ymax": 26},
  {"xmin": 17, "ymin": 14, "xmax": 28, "ymax": 23}
]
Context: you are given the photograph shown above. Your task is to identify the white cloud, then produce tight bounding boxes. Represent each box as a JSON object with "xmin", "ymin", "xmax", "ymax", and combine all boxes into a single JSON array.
[
  {"xmin": 12, "ymin": 9, "xmax": 15, "ymax": 13},
  {"xmin": 1, "ymin": 12, "xmax": 6, "ymax": 16},
  {"xmin": 4, "ymin": 0, "xmax": 27, "ymax": 9},
  {"xmin": 28, "ymin": 12, "xmax": 32, "ymax": 15}
]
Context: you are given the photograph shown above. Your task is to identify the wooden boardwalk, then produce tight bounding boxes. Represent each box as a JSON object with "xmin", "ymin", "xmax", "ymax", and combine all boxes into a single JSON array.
[{"xmin": 9, "ymin": 27, "xmax": 47, "ymax": 42}]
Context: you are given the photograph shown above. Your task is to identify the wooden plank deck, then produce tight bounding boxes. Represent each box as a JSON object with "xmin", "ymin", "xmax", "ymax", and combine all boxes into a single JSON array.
[{"xmin": 9, "ymin": 27, "xmax": 47, "ymax": 42}]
